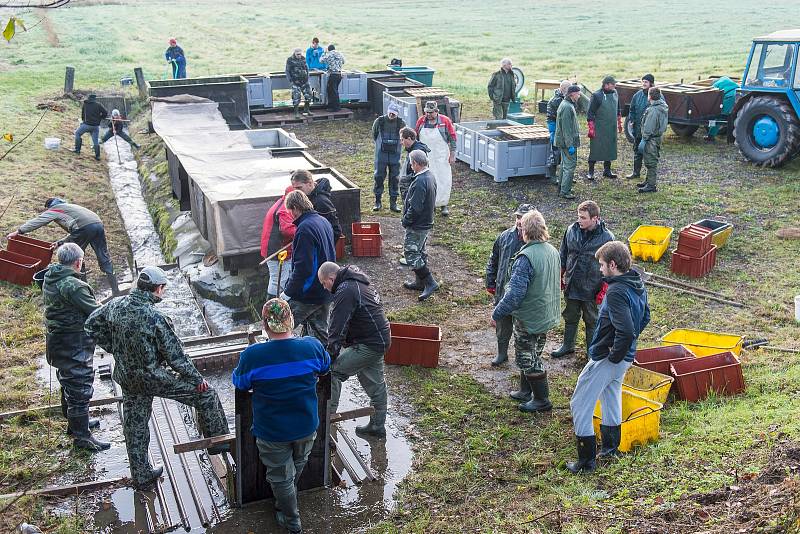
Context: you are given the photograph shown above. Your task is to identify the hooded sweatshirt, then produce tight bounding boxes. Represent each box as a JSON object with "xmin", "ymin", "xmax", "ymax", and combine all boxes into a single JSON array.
[
  {"xmin": 588, "ymin": 270, "xmax": 650, "ymax": 363},
  {"xmin": 327, "ymin": 265, "xmax": 391, "ymax": 358},
  {"xmin": 308, "ymin": 178, "xmax": 342, "ymax": 238},
  {"xmin": 641, "ymin": 98, "xmax": 669, "ymax": 140}
]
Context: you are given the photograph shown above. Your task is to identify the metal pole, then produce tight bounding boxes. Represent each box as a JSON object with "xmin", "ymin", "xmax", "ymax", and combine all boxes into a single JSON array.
[{"xmin": 150, "ymin": 411, "xmax": 191, "ymax": 531}]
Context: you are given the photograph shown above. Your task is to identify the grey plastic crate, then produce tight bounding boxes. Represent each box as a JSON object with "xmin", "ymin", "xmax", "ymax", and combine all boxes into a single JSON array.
[
  {"xmin": 382, "ymin": 92, "xmax": 419, "ymax": 126},
  {"xmin": 246, "ymin": 75, "xmax": 270, "ymax": 107},
  {"xmin": 455, "ymin": 120, "xmax": 521, "ymax": 170},
  {"xmin": 475, "ymin": 130, "xmax": 549, "ymax": 182},
  {"xmin": 324, "ymin": 70, "xmax": 368, "ymax": 103}
]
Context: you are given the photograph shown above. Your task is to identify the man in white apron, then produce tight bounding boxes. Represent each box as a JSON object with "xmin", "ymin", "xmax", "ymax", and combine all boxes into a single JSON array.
[{"xmin": 414, "ymin": 101, "xmax": 456, "ymax": 216}]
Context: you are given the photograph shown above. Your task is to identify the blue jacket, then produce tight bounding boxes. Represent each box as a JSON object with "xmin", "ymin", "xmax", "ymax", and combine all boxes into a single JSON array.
[
  {"xmin": 306, "ymin": 45, "xmax": 325, "ymax": 70},
  {"xmin": 165, "ymin": 45, "xmax": 185, "ymax": 63},
  {"xmin": 588, "ymin": 270, "xmax": 650, "ymax": 363},
  {"xmin": 284, "ymin": 210, "xmax": 336, "ymax": 304},
  {"xmin": 232, "ymin": 336, "xmax": 330, "ymax": 442}
]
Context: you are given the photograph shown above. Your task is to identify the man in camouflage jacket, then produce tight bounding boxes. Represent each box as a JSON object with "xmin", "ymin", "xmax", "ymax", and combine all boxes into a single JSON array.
[
  {"xmin": 43, "ymin": 243, "xmax": 109, "ymax": 452},
  {"xmin": 85, "ymin": 266, "xmax": 229, "ymax": 490},
  {"xmin": 286, "ymin": 47, "xmax": 313, "ymax": 118}
]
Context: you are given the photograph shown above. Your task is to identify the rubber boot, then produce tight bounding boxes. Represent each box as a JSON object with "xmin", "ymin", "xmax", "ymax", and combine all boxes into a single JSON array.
[
  {"xmin": 626, "ymin": 158, "xmax": 642, "ymax": 179},
  {"xmin": 372, "ymin": 195, "xmax": 382, "ymax": 212},
  {"xmin": 602, "ymin": 161, "xmax": 617, "ymax": 179},
  {"xmin": 93, "ymin": 144, "xmax": 101, "ymax": 161},
  {"xmin": 69, "ymin": 414, "xmax": 111, "ymax": 452},
  {"xmin": 355, "ymin": 409, "xmax": 387, "ymax": 438},
  {"xmin": 62, "ymin": 390, "xmax": 99, "ymax": 433},
  {"xmin": 440, "ymin": 206, "xmax": 449, "ymax": 216},
  {"xmin": 106, "ymin": 272, "xmax": 121, "ymax": 296},
  {"xmin": 491, "ymin": 342, "xmax": 508, "ymax": 366},
  {"xmin": 389, "ymin": 197, "xmax": 400, "ymax": 213},
  {"xmin": 73, "ymin": 136, "xmax": 82, "ymax": 154},
  {"xmin": 519, "ymin": 372, "xmax": 552, "ymax": 412},
  {"xmin": 638, "ymin": 167, "xmax": 657, "ymax": 193},
  {"xmin": 303, "ymin": 100, "xmax": 311, "ymax": 116},
  {"xmin": 294, "ymin": 105, "xmax": 301, "ymax": 119},
  {"xmin": 566, "ymin": 435, "xmax": 597, "ymax": 473},
  {"xmin": 403, "ymin": 271, "xmax": 424, "ymax": 291},
  {"xmin": 551, "ymin": 323, "xmax": 577, "ymax": 358},
  {"xmin": 508, "ymin": 371, "xmax": 532, "ymax": 402},
  {"xmin": 418, "ymin": 268, "xmax": 440, "ymax": 301},
  {"xmin": 598, "ymin": 424, "xmax": 622, "ymax": 459},
  {"xmin": 134, "ymin": 466, "xmax": 164, "ymax": 491},
  {"xmin": 586, "ymin": 161, "xmax": 595, "ymax": 181}
]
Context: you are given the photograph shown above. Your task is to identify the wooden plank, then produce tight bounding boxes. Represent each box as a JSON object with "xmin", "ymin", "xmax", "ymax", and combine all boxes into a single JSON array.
[
  {"xmin": 497, "ymin": 125, "xmax": 551, "ymax": 140},
  {"xmin": 182, "ymin": 331, "xmax": 249, "ymax": 348},
  {"xmin": 172, "ymin": 433, "xmax": 236, "ymax": 454},
  {"xmin": 0, "ymin": 477, "xmax": 127, "ymax": 500},
  {"xmin": 0, "ymin": 395, "xmax": 122, "ymax": 422},
  {"xmin": 329, "ymin": 406, "xmax": 375, "ymax": 424},
  {"xmin": 406, "ymin": 87, "xmax": 451, "ymax": 98}
]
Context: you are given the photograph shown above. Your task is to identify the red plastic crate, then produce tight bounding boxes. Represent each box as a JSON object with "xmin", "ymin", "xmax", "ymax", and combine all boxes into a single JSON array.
[
  {"xmin": 384, "ymin": 322, "xmax": 441, "ymax": 368},
  {"xmin": 7, "ymin": 234, "xmax": 54, "ymax": 267},
  {"xmin": 671, "ymin": 245, "xmax": 717, "ymax": 278},
  {"xmin": 0, "ymin": 250, "xmax": 43, "ymax": 286},
  {"xmin": 351, "ymin": 222, "xmax": 382, "ymax": 257},
  {"xmin": 634, "ymin": 345, "xmax": 695, "ymax": 376},
  {"xmin": 335, "ymin": 235, "xmax": 345, "ymax": 260},
  {"xmin": 676, "ymin": 224, "xmax": 713, "ymax": 257},
  {"xmin": 670, "ymin": 351, "xmax": 745, "ymax": 402}
]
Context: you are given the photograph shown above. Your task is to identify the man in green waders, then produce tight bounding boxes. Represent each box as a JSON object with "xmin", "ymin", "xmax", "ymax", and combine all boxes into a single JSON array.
[
  {"xmin": 637, "ymin": 87, "xmax": 669, "ymax": 193},
  {"xmin": 554, "ymin": 85, "xmax": 582, "ymax": 200},
  {"xmin": 586, "ymin": 76, "xmax": 622, "ymax": 181}
]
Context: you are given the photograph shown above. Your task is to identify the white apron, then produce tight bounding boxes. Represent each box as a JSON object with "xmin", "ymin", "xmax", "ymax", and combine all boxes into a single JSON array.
[{"xmin": 419, "ymin": 124, "xmax": 452, "ymax": 207}]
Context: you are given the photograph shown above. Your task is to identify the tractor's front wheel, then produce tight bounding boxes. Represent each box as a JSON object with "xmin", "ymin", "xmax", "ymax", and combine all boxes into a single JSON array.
[{"xmin": 734, "ymin": 95, "xmax": 800, "ymax": 167}]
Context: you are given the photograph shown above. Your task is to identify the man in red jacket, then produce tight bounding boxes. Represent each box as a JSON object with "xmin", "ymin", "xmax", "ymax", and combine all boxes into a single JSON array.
[{"xmin": 260, "ymin": 186, "xmax": 296, "ymax": 300}]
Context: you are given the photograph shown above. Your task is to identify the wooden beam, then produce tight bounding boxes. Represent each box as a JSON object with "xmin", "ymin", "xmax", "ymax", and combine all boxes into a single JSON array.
[
  {"xmin": 172, "ymin": 433, "xmax": 236, "ymax": 455},
  {"xmin": 329, "ymin": 406, "xmax": 375, "ymax": 424},
  {"xmin": 64, "ymin": 66, "xmax": 75, "ymax": 95},
  {"xmin": 0, "ymin": 395, "xmax": 122, "ymax": 422},
  {"xmin": 0, "ymin": 477, "xmax": 127, "ymax": 500}
]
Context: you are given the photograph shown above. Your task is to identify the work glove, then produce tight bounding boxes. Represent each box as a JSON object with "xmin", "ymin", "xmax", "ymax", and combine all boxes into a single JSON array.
[
  {"xmin": 560, "ymin": 268, "xmax": 566, "ymax": 291},
  {"xmin": 587, "ymin": 120, "xmax": 596, "ymax": 139},
  {"xmin": 568, "ymin": 146, "xmax": 576, "ymax": 156},
  {"xmin": 486, "ymin": 286, "xmax": 496, "ymax": 295},
  {"xmin": 595, "ymin": 281, "xmax": 608, "ymax": 305},
  {"xmin": 546, "ymin": 121, "xmax": 556, "ymax": 135},
  {"xmin": 617, "ymin": 115, "xmax": 623, "ymax": 134},
  {"xmin": 637, "ymin": 139, "xmax": 646, "ymax": 154}
]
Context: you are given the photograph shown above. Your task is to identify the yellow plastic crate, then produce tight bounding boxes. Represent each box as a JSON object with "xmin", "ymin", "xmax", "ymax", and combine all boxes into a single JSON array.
[
  {"xmin": 628, "ymin": 225, "xmax": 674, "ymax": 262},
  {"xmin": 661, "ymin": 328, "xmax": 744, "ymax": 357},
  {"xmin": 622, "ymin": 365, "xmax": 674, "ymax": 405},
  {"xmin": 594, "ymin": 391, "xmax": 662, "ymax": 452}
]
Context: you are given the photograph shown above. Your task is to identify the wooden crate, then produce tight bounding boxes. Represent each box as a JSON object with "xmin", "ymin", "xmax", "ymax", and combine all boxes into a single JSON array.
[{"xmin": 496, "ymin": 125, "xmax": 551, "ymax": 141}]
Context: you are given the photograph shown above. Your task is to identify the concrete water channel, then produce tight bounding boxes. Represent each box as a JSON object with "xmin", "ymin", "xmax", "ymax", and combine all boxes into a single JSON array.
[{"xmin": 35, "ymin": 139, "xmax": 413, "ymax": 532}]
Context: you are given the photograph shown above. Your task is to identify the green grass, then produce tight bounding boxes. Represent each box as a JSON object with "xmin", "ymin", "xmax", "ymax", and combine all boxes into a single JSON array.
[{"xmin": 2, "ymin": 0, "xmax": 800, "ymax": 531}]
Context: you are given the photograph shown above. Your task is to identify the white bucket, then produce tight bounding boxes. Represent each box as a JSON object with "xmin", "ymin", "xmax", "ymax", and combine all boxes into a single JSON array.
[
  {"xmin": 795, "ymin": 295, "xmax": 800, "ymax": 322},
  {"xmin": 44, "ymin": 137, "xmax": 61, "ymax": 150}
]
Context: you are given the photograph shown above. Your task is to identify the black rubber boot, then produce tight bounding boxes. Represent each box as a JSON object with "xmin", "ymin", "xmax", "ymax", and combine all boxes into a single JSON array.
[
  {"xmin": 626, "ymin": 159, "xmax": 642, "ymax": 179},
  {"xmin": 602, "ymin": 161, "xmax": 617, "ymax": 179},
  {"xmin": 491, "ymin": 345, "xmax": 508, "ymax": 366},
  {"xmin": 355, "ymin": 410, "xmax": 387, "ymax": 438},
  {"xmin": 134, "ymin": 466, "xmax": 164, "ymax": 491},
  {"xmin": 508, "ymin": 372, "xmax": 532, "ymax": 402},
  {"xmin": 93, "ymin": 145, "xmax": 101, "ymax": 161},
  {"xmin": 372, "ymin": 196, "xmax": 382, "ymax": 212},
  {"xmin": 403, "ymin": 270, "xmax": 424, "ymax": 291},
  {"xmin": 586, "ymin": 161, "xmax": 595, "ymax": 181},
  {"xmin": 598, "ymin": 424, "xmax": 622, "ymax": 459},
  {"xmin": 69, "ymin": 415, "xmax": 111, "ymax": 452},
  {"xmin": 566, "ymin": 435, "xmax": 597, "ymax": 473},
  {"xmin": 519, "ymin": 372, "xmax": 552, "ymax": 412},
  {"xmin": 106, "ymin": 272, "xmax": 121, "ymax": 296},
  {"xmin": 418, "ymin": 269, "xmax": 440, "ymax": 301},
  {"xmin": 389, "ymin": 197, "xmax": 400, "ymax": 213},
  {"xmin": 62, "ymin": 391, "xmax": 99, "ymax": 434},
  {"xmin": 440, "ymin": 206, "xmax": 449, "ymax": 216},
  {"xmin": 551, "ymin": 323, "xmax": 577, "ymax": 358},
  {"xmin": 638, "ymin": 184, "xmax": 657, "ymax": 193},
  {"xmin": 294, "ymin": 105, "xmax": 301, "ymax": 119}
]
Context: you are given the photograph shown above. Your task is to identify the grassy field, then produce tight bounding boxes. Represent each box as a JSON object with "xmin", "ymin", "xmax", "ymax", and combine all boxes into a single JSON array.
[{"xmin": 1, "ymin": 0, "xmax": 800, "ymax": 532}]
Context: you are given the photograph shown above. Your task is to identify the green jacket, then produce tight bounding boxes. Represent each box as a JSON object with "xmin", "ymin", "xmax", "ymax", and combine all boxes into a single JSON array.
[
  {"xmin": 627, "ymin": 89, "xmax": 649, "ymax": 139},
  {"xmin": 487, "ymin": 69, "xmax": 516, "ymax": 103},
  {"xmin": 554, "ymin": 99, "xmax": 580, "ymax": 149},
  {"xmin": 43, "ymin": 264, "xmax": 100, "ymax": 333},
  {"xmin": 642, "ymin": 98, "xmax": 669, "ymax": 140},
  {"xmin": 510, "ymin": 241, "xmax": 561, "ymax": 335},
  {"xmin": 85, "ymin": 288, "xmax": 204, "ymax": 391}
]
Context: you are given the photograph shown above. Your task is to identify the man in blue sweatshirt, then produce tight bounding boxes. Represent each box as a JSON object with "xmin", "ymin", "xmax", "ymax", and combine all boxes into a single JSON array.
[
  {"xmin": 232, "ymin": 298, "xmax": 331, "ymax": 534},
  {"xmin": 566, "ymin": 241, "xmax": 650, "ymax": 473}
]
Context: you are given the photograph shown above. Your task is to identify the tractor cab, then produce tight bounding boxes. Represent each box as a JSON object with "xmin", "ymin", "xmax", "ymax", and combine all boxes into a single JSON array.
[{"xmin": 730, "ymin": 30, "xmax": 800, "ymax": 167}]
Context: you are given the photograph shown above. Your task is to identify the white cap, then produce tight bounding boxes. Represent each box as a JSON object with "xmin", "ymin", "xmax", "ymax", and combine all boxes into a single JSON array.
[{"xmin": 138, "ymin": 266, "xmax": 168, "ymax": 285}]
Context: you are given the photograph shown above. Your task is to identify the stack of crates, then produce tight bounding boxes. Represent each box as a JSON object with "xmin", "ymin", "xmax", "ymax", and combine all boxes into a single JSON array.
[
  {"xmin": 671, "ymin": 224, "xmax": 717, "ymax": 277},
  {"xmin": 0, "ymin": 235, "xmax": 52, "ymax": 286}
]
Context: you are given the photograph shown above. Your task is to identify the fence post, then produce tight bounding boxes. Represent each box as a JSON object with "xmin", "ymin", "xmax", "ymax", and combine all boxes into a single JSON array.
[
  {"xmin": 134, "ymin": 67, "xmax": 147, "ymax": 99},
  {"xmin": 64, "ymin": 66, "xmax": 75, "ymax": 95}
]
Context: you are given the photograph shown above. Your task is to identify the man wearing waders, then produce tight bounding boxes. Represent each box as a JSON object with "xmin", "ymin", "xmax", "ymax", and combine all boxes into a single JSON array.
[{"xmin": 586, "ymin": 76, "xmax": 622, "ymax": 181}]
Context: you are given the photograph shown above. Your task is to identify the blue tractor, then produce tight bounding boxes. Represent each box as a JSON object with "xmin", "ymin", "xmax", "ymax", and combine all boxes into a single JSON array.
[{"xmin": 730, "ymin": 30, "xmax": 800, "ymax": 167}]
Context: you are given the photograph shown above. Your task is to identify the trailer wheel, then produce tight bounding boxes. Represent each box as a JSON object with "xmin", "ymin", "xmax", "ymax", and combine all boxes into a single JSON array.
[
  {"xmin": 734, "ymin": 95, "xmax": 800, "ymax": 167},
  {"xmin": 670, "ymin": 124, "xmax": 699, "ymax": 138}
]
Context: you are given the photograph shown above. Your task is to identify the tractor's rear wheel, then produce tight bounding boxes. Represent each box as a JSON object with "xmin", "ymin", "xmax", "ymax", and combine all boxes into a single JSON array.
[
  {"xmin": 734, "ymin": 95, "xmax": 800, "ymax": 167},
  {"xmin": 670, "ymin": 124, "xmax": 700, "ymax": 138}
]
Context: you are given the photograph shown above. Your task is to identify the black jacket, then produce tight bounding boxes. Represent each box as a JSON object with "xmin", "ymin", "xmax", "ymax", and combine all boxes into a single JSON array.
[
  {"xmin": 284, "ymin": 211, "xmax": 336, "ymax": 304},
  {"xmin": 546, "ymin": 89, "xmax": 564, "ymax": 123},
  {"xmin": 327, "ymin": 265, "xmax": 391, "ymax": 358},
  {"xmin": 82, "ymin": 100, "xmax": 108, "ymax": 126},
  {"xmin": 402, "ymin": 168, "xmax": 436, "ymax": 231},
  {"xmin": 485, "ymin": 226, "xmax": 524, "ymax": 301},
  {"xmin": 308, "ymin": 178, "xmax": 342, "ymax": 238},
  {"xmin": 560, "ymin": 220, "xmax": 614, "ymax": 302},
  {"xmin": 588, "ymin": 270, "xmax": 650, "ymax": 363}
]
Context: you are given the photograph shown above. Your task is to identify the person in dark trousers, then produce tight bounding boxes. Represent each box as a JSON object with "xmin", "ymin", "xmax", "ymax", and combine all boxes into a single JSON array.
[
  {"xmin": 491, "ymin": 210, "xmax": 561, "ymax": 414},
  {"xmin": 554, "ymin": 85, "xmax": 582, "ymax": 199},
  {"xmin": 625, "ymin": 74, "xmax": 654, "ymax": 180},
  {"xmin": 372, "ymin": 103, "xmax": 407, "ymax": 212},
  {"xmin": 567, "ymin": 241, "xmax": 650, "ymax": 473},
  {"xmin": 281, "ymin": 190, "xmax": 337, "ymax": 344},
  {"xmin": 552, "ymin": 201, "xmax": 615, "ymax": 359},
  {"xmin": 290, "ymin": 170, "xmax": 343, "ymax": 241},
  {"xmin": 402, "ymin": 150, "xmax": 439, "ymax": 301},
  {"xmin": 8, "ymin": 197, "xmax": 120, "ymax": 295},
  {"xmin": 232, "ymin": 298, "xmax": 331, "ymax": 534},
  {"xmin": 637, "ymin": 87, "xmax": 669, "ymax": 193},
  {"xmin": 72, "ymin": 94, "xmax": 107, "ymax": 161},
  {"xmin": 487, "ymin": 58, "xmax": 516, "ymax": 119},
  {"xmin": 43, "ymin": 243, "xmax": 109, "ymax": 452},
  {"xmin": 318, "ymin": 262, "xmax": 391, "ymax": 438},
  {"xmin": 164, "ymin": 38, "xmax": 186, "ymax": 79},
  {"xmin": 545, "ymin": 80, "xmax": 571, "ymax": 184},
  {"xmin": 321, "ymin": 44, "xmax": 345, "ymax": 112},
  {"xmin": 586, "ymin": 75, "xmax": 622, "ymax": 181},
  {"xmin": 286, "ymin": 48, "xmax": 313, "ymax": 118},
  {"xmin": 398, "ymin": 127, "xmax": 430, "ymax": 201},
  {"xmin": 485, "ymin": 203, "xmax": 531, "ymax": 367},
  {"xmin": 100, "ymin": 109, "xmax": 140, "ymax": 149}
]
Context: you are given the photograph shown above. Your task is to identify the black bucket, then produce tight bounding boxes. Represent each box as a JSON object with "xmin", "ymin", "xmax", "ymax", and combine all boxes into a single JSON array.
[{"xmin": 33, "ymin": 268, "xmax": 47, "ymax": 289}]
